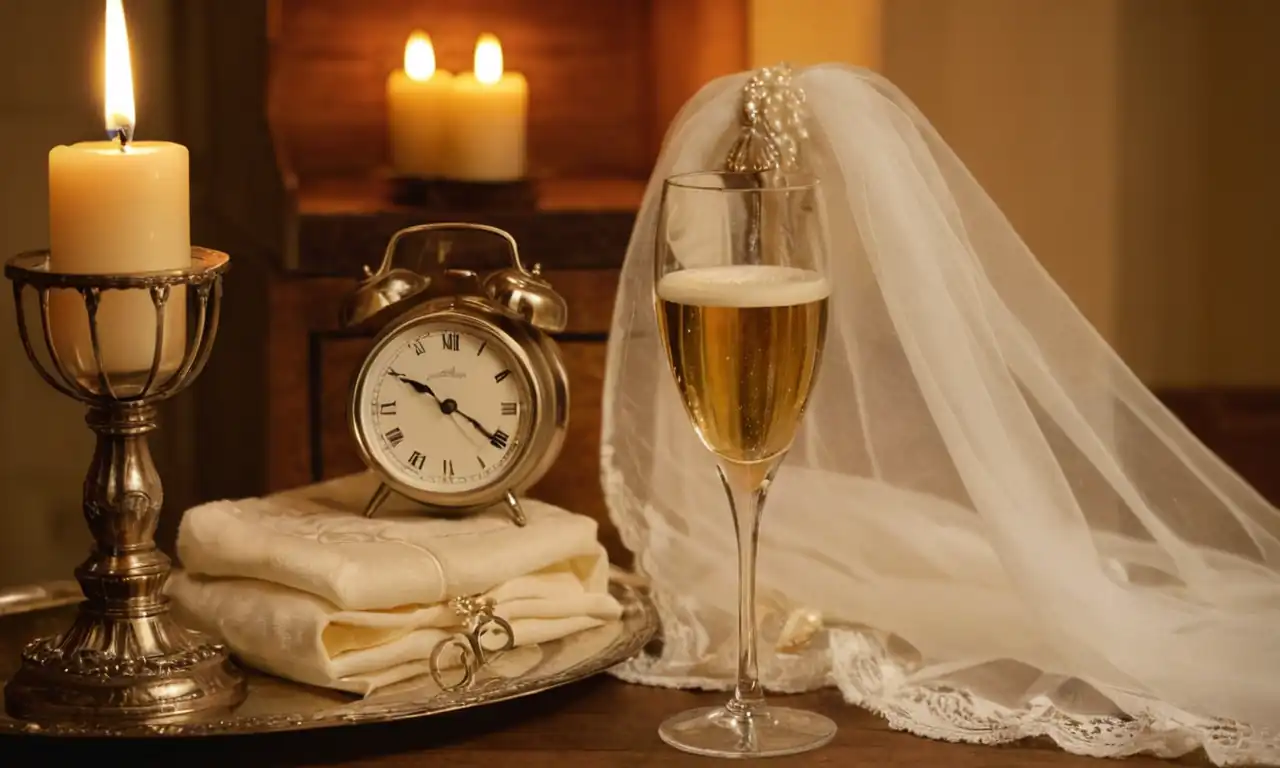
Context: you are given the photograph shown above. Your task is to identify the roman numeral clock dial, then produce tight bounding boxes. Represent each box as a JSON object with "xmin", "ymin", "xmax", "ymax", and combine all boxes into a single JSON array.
[{"xmin": 356, "ymin": 323, "xmax": 532, "ymax": 497}]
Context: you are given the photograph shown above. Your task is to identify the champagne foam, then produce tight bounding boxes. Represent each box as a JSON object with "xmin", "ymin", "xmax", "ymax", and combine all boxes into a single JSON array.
[{"xmin": 656, "ymin": 265, "xmax": 830, "ymax": 308}]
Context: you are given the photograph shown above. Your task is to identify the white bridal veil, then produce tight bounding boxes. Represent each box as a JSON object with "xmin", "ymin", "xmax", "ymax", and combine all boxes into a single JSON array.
[{"xmin": 601, "ymin": 64, "xmax": 1280, "ymax": 765}]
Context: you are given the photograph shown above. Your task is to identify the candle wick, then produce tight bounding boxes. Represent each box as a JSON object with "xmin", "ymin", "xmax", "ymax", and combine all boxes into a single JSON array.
[{"xmin": 110, "ymin": 123, "xmax": 135, "ymax": 152}]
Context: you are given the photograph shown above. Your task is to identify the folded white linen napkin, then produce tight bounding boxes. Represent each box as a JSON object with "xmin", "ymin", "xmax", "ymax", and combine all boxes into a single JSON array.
[{"xmin": 167, "ymin": 473, "xmax": 623, "ymax": 695}]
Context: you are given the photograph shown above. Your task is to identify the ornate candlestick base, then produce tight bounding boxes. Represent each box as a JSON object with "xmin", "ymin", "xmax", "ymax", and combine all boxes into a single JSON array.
[{"xmin": 3, "ymin": 249, "xmax": 246, "ymax": 723}]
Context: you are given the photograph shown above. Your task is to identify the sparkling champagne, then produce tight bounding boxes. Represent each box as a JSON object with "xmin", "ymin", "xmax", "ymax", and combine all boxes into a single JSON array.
[{"xmin": 657, "ymin": 265, "xmax": 829, "ymax": 464}]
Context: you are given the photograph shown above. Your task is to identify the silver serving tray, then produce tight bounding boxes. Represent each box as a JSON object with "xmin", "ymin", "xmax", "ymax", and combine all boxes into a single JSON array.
[{"xmin": 0, "ymin": 579, "xmax": 657, "ymax": 738}]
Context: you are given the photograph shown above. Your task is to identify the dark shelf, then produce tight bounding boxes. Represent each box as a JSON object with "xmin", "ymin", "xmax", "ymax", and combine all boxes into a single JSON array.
[{"xmin": 290, "ymin": 177, "xmax": 642, "ymax": 276}]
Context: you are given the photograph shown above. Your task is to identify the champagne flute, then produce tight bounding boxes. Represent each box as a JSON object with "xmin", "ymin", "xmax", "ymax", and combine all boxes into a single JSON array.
[{"xmin": 654, "ymin": 170, "xmax": 836, "ymax": 757}]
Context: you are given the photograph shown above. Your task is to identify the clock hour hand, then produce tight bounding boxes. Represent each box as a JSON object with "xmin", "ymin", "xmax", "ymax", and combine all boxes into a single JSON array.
[
  {"xmin": 388, "ymin": 369, "xmax": 498, "ymax": 444},
  {"xmin": 388, "ymin": 369, "xmax": 441, "ymax": 402}
]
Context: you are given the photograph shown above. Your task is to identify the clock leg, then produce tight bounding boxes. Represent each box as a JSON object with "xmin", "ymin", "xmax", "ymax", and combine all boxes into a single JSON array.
[
  {"xmin": 363, "ymin": 482, "xmax": 394, "ymax": 518},
  {"xmin": 503, "ymin": 490, "xmax": 528, "ymax": 527}
]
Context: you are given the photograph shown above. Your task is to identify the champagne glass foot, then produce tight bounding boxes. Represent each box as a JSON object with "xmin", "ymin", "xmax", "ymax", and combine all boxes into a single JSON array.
[{"xmin": 658, "ymin": 704, "xmax": 836, "ymax": 759}]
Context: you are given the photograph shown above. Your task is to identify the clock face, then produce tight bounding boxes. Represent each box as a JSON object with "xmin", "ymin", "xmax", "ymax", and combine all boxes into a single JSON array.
[{"xmin": 354, "ymin": 319, "xmax": 534, "ymax": 500}]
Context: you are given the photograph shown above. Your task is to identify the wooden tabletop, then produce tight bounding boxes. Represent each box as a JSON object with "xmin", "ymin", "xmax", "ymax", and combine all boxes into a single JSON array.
[{"xmin": 1, "ymin": 676, "xmax": 1196, "ymax": 767}]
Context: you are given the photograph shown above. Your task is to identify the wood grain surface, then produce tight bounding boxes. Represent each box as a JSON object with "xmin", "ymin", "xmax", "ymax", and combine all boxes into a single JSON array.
[
  {"xmin": 0, "ymin": 676, "xmax": 1202, "ymax": 767},
  {"xmin": 1160, "ymin": 389, "xmax": 1280, "ymax": 504}
]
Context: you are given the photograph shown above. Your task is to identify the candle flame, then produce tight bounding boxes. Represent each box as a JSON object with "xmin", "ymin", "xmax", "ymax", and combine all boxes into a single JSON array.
[
  {"xmin": 474, "ymin": 34, "xmax": 504, "ymax": 86},
  {"xmin": 404, "ymin": 31, "xmax": 436, "ymax": 81},
  {"xmin": 104, "ymin": 0, "xmax": 136, "ymax": 135}
]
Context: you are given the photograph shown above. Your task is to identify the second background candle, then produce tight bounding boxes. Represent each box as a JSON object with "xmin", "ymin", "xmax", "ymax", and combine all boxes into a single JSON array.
[{"xmin": 387, "ymin": 32, "xmax": 527, "ymax": 183}]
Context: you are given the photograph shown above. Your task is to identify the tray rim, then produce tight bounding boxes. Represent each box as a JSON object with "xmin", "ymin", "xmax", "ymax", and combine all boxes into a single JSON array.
[
  {"xmin": 0, "ymin": 580, "xmax": 84, "ymax": 618},
  {"xmin": 0, "ymin": 577, "xmax": 657, "ymax": 739}
]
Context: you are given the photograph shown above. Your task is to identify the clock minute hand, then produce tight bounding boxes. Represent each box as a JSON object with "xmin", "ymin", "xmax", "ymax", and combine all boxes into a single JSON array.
[
  {"xmin": 388, "ymin": 369, "xmax": 497, "ymax": 443},
  {"xmin": 450, "ymin": 406, "xmax": 496, "ymax": 441}
]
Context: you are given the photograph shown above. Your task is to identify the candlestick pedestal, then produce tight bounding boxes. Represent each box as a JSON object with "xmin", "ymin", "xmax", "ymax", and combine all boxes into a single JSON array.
[{"xmin": 2, "ymin": 249, "xmax": 246, "ymax": 723}]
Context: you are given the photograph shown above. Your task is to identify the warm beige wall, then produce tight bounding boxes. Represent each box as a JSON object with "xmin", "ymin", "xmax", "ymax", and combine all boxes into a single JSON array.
[
  {"xmin": 1093, "ymin": 0, "xmax": 1278, "ymax": 388},
  {"xmin": 0, "ymin": 2, "xmax": 94, "ymax": 587},
  {"xmin": 749, "ymin": 0, "xmax": 882, "ymax": 69},
  {"xmin": 881, "ymin": 0, "xmax": 1123, "ymax": 341},
  {"xmin": 1115, "ymin": 0, "xmax": 1205, "ymax": 387},
  {"xmin": 0, "ymin": 0, "xmax": 188, "ymax": 587},
  {"xmin": 748, "ymin": 0, "xmax": 1121, "ymax": 340},
  {"xmin": 1200, "ymin": 1, "xmax": 1280, "ymax": 387},
  {"xmin": 749, "ymin": 0, "xmax": 1280, "ymax": 388}
]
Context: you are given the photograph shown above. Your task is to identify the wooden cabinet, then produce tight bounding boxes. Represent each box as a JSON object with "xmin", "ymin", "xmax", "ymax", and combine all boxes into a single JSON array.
[{"xmin": 175, "ymin": 0, "xmax": 724, "ymax": 561}]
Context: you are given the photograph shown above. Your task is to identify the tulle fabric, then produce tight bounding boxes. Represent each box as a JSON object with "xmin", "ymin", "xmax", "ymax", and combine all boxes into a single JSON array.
[{"xmin": 601, "ymin": 64, "xmax": 1280, "ymax": 765}]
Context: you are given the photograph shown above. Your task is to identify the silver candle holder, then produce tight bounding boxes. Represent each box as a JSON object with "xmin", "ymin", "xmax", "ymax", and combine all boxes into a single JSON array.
[{"xmin": 2, "ymin": 248, "xmax": 246, "ymax": 723}]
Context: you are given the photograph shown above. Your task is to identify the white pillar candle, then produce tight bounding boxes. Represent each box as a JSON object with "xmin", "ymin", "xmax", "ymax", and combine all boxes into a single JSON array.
[
  {"xmin": 387, "ymin": 31, "xmax": 454, "ymax": 178},
  {"xmin": 448, "ymin": 34, "xmax": 528, "ymax": 182},
  {"xmin": 48, "ymin": 0, "xmax": 188, "ymax": 385}
]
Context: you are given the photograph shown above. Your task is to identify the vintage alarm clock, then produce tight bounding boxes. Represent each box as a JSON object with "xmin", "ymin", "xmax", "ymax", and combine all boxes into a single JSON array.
[{"xmin": 343, "ymin": 223, "xmax": 569, "ymax": 526}]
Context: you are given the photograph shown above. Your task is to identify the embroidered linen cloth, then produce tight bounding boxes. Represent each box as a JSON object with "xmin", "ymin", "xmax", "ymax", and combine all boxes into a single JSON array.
[{"xmin": 167, "ymin": 473, "xmax": 622, "ymax": 695}]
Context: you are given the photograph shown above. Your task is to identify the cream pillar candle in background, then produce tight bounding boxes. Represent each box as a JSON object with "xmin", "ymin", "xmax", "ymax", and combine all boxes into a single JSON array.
[
  {"xmin": 448, "ymin": 34, "xmax": 528, "ymax": 182},
  {"xmin": 48, "ymin": 0, "xmax": 188, "ymax": 384},
  {"xmin": 387, "ymin": 31, "xmax": 454, "ymax": 178}
]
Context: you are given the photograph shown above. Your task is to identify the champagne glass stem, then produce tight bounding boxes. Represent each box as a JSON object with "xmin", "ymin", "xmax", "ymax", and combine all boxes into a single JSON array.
[{"xmin": 716, "ymin": 458, "xmax": 780, "ymax": 716}]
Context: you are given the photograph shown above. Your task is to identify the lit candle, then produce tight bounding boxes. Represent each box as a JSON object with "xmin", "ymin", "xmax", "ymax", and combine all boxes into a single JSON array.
[
  {"xmin": 448, "ymin": 34, "xmax": 528, "ymax": 182},
  {"xmin": 386, "ymin": 31, "xmax": 454, "ymax": 179},
  {"xmin": 48, "ymin": 0, "xmax": 188, "ymax": 384}
]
